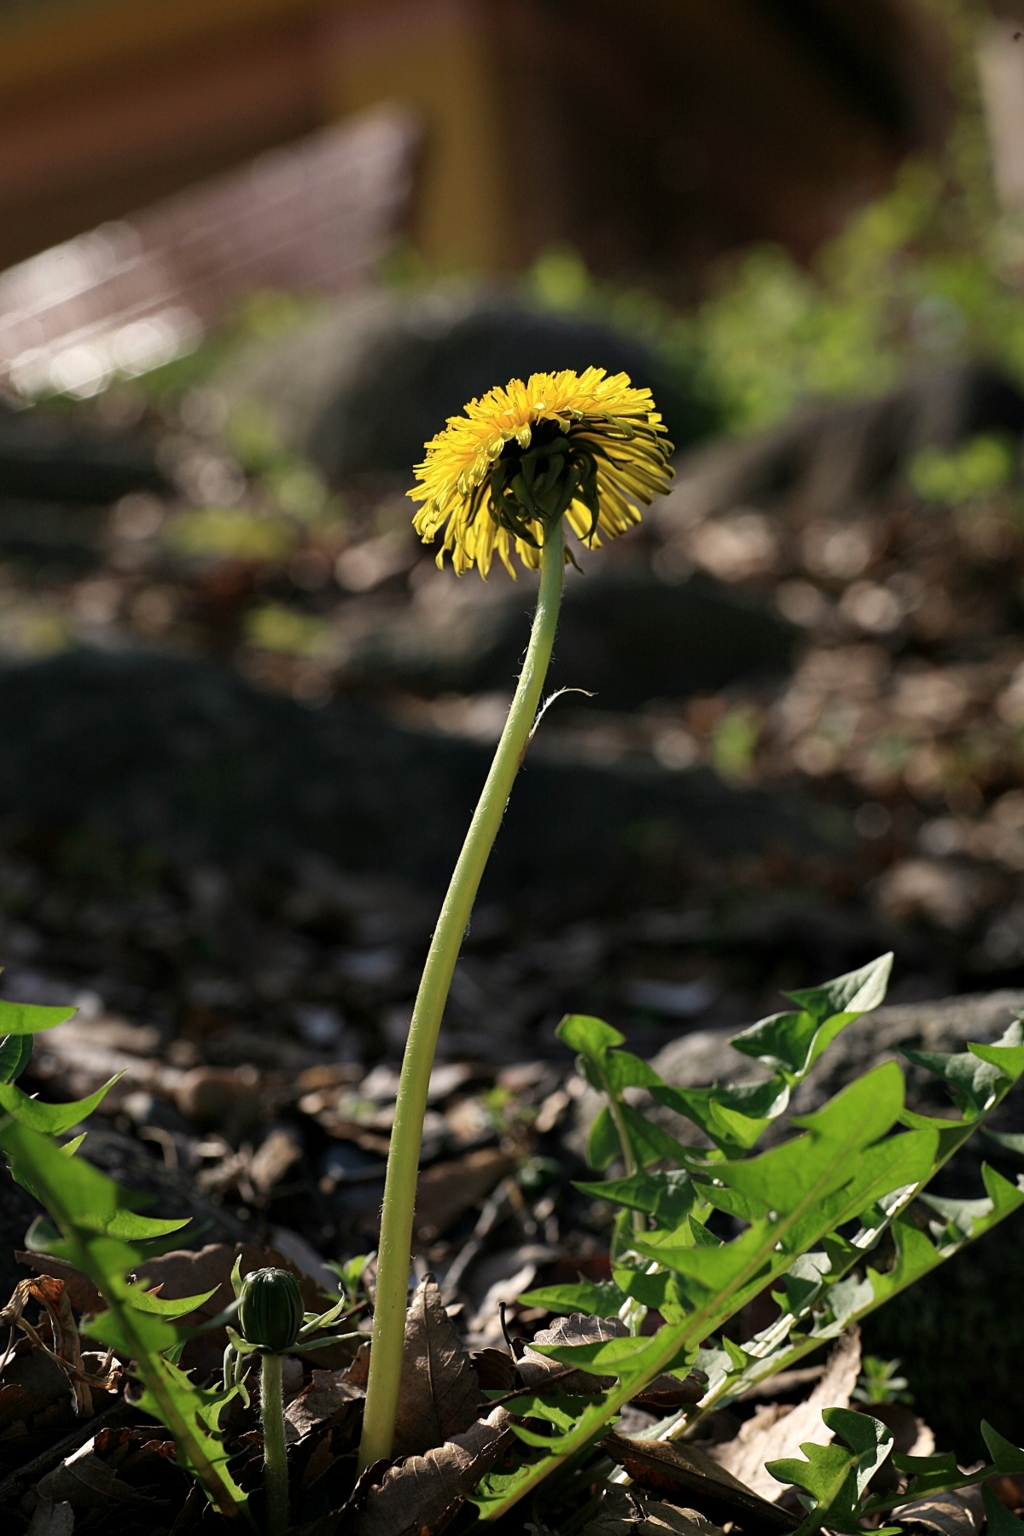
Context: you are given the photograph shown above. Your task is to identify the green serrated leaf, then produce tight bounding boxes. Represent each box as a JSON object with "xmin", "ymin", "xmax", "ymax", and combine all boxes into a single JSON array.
[
  {"xmin": 126, "ymin": 1284, "xmax": 220, "ymax": 1318},
  {"xmin": 60, "ymin": 1133, "xmax": 87, "ymax": 1157},
  {"xmin": 618, "ymin": 1103, "xmax": 694, "ymax": 1168},
  {"xmin": 557, "ymin": 1013, "xmax": 623, "ymax": 1059},
  {"xmin": 506, "ymin": 1387, "xmax": 599, "ymax": 1439},
  {"xmin": 586, "ymin": 1105, "xmax": 622, "ymax": 1171},
  {"xmin": 982, "ymin": 1421, "xmax": 1024, "ymax": 1475},
  {"xmin": 651, "ymin": 1081, "xmax": 780, "ymax": 1154},
  {"xmin": 985, "ymin": 1486, "xmax": 1024, "ymax": 1536},
  {"xmin": 823, "ymin": 1406, "xmax": 894, "ymax": 1491},
  {"xmin": 574, "ymin": 1168, "xmax": 697, "ymax": 1226},
  {"xmin": 79, "ymin": 1208, "xmax": 191, "ymax": 1241},
  {"xmin": 0, "ymin": 999, "xmax": 77, "ymax": 1035},
  {"xmin": 604, "ymin": 1050, "xmax": 664, "ymax": 1091},
  {"xmin": 983, "ymin": 1128, "xmax": 1024, "ymax": 1156},
  {"xmin": 731, "ymin": 954, "xmax": 892, "ymax": 1081},
  {"xmin": 518, "ymin": 1279, "xmax": 628, "ymax": 1317},
  {"xmin": 0, "ymin": 1073, "xmax": 122, "ymax": 1135},
  {"xmin": 891, "ymin": 1449, "xmax": 960, "ymax": 1491},
  {"xmin": 899, "ymin": 1044, "xmax": 1005, "ymax": 1120},
  {"xmin": 0, "ymin": 1035, "xmax": 33, "ymax": 1084},
  {"xmin": 786, "ymin": 953, "xmax": 894, "ymax": 1024},
  {"xmin": 612, "ymin": 1263, "xmax": 688, "ymax": 1321},
  {"xmin": 0, "ymin": 1117, "xmax": 246, "ymax": 1518}
]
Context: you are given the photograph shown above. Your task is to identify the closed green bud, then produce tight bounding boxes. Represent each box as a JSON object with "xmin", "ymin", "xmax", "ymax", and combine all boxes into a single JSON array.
[{"xmin": 238, "ymin": 1267, "xmax": 303, "ymax": 1353}]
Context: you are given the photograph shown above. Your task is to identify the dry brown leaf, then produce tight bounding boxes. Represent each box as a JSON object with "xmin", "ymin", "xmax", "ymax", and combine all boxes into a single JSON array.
[
  {"xmin": 710, "ymin": 1327, "xmax": 861, "ymax": 1500},
  {"xmin": 469, "ymin": 1347, "xmax": 520, "ymax": 1392},
  {"xmin": 25, "ymin": 1500, "xmax": 75, "ymax": 1536},
  {"xmin": 518, "ymin": 1314, "xmax": 703, "ymax": 1405},
  {"xmin": 354, "ymin": 1406, "xmax": 512, "ymax": 1536},
  {"xmin": 32, "ymin": 1438, "xmax": 154, "ymax": 1514},
  {"xmin": 518, "ymin": 1313, "xmax": 625, "ymax": 1394},
  {"xmin": 285, "ymin": 1368, "xmax": 366, "ymax": 1442},
  {"xmin": 16, "ymin": 1254, "xmax": 105, "ymax": 1315},
  {"xmin": 0, "ymin": 1276, "xmax": 118, "ymax": 1417},
  {"xmin": 414, "ymin": 1148, "xmax": 516, "ymax": 1240},
  {"xmin": 582, "ymin": 1487, "xmax": 729, "ymax": 1536},
  {"xmin": 601, "ymin": 1433, "xmax": 798, "ymax": 1536},
  {"xmin": 898, "ymin": 1488, "xmax": 985, "ymax": 1536},
  {"xmin": 391, "ymin": 1277, "xmax": 484, "ymax": 1459}
]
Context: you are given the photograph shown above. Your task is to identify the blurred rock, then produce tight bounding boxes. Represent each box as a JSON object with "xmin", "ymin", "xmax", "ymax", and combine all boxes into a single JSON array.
[
  {"xmin": 0, "ymin": 398, "xmax": 167, "ymax": 506},
  {"xmin": 343, "ymin": 566, "xmax": 796, "ymax": 710},
  {"xmin": 174, "ymin": 1065, "xmax": 262, "ymax": 1136},
  {"xmin": 219, "ymin": 287, "xmax": 717, "ymax": 481},
  {"xmin": 0, "ymin": 648, "xmax": 838, "ymax": 909}
]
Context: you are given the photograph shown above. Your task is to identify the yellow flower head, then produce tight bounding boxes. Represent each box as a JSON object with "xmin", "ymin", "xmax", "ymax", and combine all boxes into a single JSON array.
[{"xmin": 408, "ymin": 367, "xmax": 674, "ymax": 577}]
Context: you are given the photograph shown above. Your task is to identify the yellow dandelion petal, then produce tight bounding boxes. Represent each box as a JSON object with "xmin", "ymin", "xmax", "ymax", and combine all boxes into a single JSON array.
[{"xmin": 407, "ymin": 367, "xmax": 674, "ymax": 577}]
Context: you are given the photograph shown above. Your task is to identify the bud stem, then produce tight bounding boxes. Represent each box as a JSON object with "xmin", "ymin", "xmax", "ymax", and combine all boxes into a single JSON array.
[
  {"xmin": 260, "ymin": 1351, "xmax": 289, "ymax": 1536},
  {"xmin": 358, "ymin": 520, "xmax": 566, "ymax": 1471}
]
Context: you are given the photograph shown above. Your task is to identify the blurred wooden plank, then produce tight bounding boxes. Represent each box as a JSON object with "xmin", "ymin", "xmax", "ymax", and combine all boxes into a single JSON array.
[{"xmin": 0, "ymin": 105, "xmax": 418, "ymax": 398}]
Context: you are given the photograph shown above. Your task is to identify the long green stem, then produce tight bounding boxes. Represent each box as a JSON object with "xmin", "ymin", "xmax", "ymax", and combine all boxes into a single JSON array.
[
  {"xmin": 261, "ymin": 1351, "xmax": 288, "ymax": 1536},
  {"xmin": 358, "ymin": 521, "xmax": 566, "ymax": 1471}
]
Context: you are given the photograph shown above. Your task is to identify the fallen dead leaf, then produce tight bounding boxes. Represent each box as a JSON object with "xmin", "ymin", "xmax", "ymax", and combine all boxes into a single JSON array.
[
  {"xmin": 15, "ymin": 1256, "xmax": 104, "ymax": 1316},
  {"xmin": 518, "ymin": 1313, "xmax": 625, "ymax": 1394},
  {"xmin": 469, "ymin": 1347, "xmax": 520, "ymax": 1392},
  {"xmin": 582, "ymin": 1486, "xmax": 729, "ymax": 1536},
  {"xmin": 353, "ymin": 1406, "xmax": 512, "ymax": 1536},
  {"xmin": 25, "ymin": 1499, "xmax": 75, "ymax": 1536},
  {"xmin": 600, "ymin": 1433, "xmax": 799, "ymax": 1536},
  {"xmin": 898, "ymin": 1487, "xmax": 985, "ymax": 1536},
  {"xmin": 391, "ymin": 1278, "xmax": 484, "ymax": 1459},
  {"xmin": 0, "ymin": 1276, "xmax": 118, "ymax": 1417},
  {"xmin": 710, "ymin": 1327, "xmax": 861, "ymax": 1499},
  {"xmin": 249, "ymin": 1126, "xmax": 304, "ymax": 1194},
  {"xmin": 518, "ymin": 1314, "xmax": 705, "ymax": 1407},
  {"xmin": 31, "ymin": 1437, "xmax": 154, "ymax": 1515},
  {"xmin": 414, "ymin": 1148, "xmax": 516, "ymax": 1241},
  {"xmin": 285, "ymin": 1369, "xmax": 366, "ymax": 1442}
]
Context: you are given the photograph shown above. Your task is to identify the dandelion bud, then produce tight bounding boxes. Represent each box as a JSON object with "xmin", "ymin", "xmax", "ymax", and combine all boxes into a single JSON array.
[{"xmin": 238, "ymin": 1267, "xmax": 303, "ymax": 1353}]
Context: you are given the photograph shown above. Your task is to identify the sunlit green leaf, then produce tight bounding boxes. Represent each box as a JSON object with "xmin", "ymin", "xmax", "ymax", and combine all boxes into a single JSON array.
[
  {"xmin": 0, "ymin": 1117, "xmax": 246, "ymax": 1517},
  {"xmin": 557, "ymin": 1013, "xmax": 623, "ymax": 1060},
  {"xmin": 0, "ymin": 1074, "xmax": 121, "ymax": 1135},
  {"xmin": 574, "ymin": 1168, "xmax": 697, "ymax": 1226},
  {"xmin": 604, "ymin": 1051, "xmax": 663, "ymax": 1091},
  {"xmin": 0, "ymin": 999, "xmax": 77, "ymax": 1036},
  {"xmin": 890, "ymin": 1449, "xmax": 960, "ymax": 1497},
  {"xmin": 984, "ymin": 1487, "xmax": 1024, "ymax": 1536},
  {"xmin": 731, "ymin": 954, "xmax": 892, "ymax": 1081},
  {"xmin": 982, "ymin": 1421, "xmax": 1024, "ymax": 1475},
  {"xmin": 0, "ymin": 1035, "xmax": 33, "ymax": 1084},
  {"xmin": 518, "ymin": 1279, "xmax": 628, "ymax": 1317},
  {"xmin": 586, "ymin": 1106, "xmax": 621, "ymax": 1170},
  {"xmin": 983, "ymin": 1128, "xmax": 1024, "ymax": 1157},
  {"xmin": 125, "ymin": 1284, "xmax": 220, "ymax": 1318}
]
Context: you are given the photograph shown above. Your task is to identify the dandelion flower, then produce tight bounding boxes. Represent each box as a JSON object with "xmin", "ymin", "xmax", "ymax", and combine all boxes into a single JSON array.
[{"xmin": 408, "ymin": 367, "xmax": 674, "ymax": 577}]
